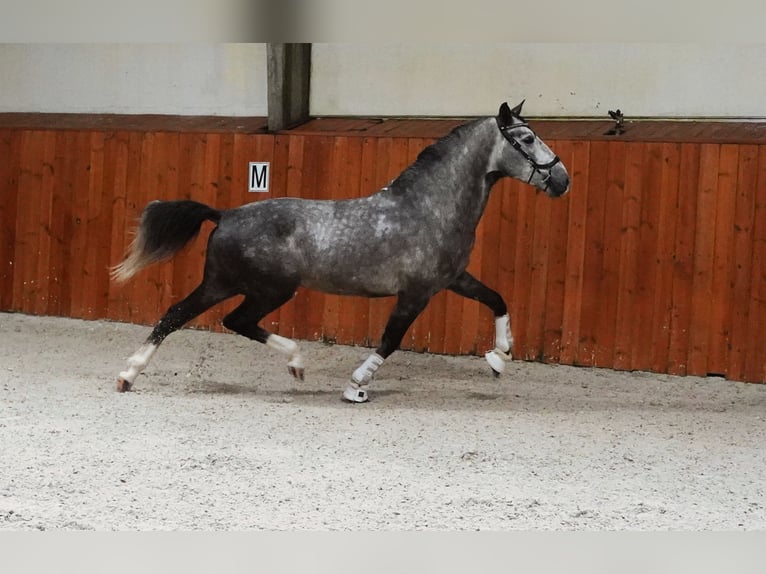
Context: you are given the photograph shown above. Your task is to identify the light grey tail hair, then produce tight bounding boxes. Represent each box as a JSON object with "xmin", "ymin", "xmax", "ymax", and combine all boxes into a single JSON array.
[{"xmin": 110, "ymin": 200, "xmax": 221, "ymax": 284}]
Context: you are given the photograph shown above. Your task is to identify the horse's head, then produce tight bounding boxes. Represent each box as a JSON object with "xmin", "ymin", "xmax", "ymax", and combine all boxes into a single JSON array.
[{"xmin": 493, "ymin": 101, "xmax": 570, "ymax": 197}]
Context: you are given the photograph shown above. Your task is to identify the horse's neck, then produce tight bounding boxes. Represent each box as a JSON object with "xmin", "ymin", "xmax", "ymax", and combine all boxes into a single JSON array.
[{"xmin": 389, "ymin": 118, "xmax": 499, "ymax": 230}]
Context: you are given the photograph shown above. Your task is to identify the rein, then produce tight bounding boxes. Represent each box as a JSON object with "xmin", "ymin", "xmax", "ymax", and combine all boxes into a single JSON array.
[{"xmin": 498, "ymin": 120, "xmax": 561, "ymax": 185}]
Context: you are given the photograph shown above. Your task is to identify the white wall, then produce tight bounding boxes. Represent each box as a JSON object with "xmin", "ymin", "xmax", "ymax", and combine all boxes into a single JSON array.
[
  {"xmin": 0, "ymin": 44, "xmax": 267, "ymax": 116},
  {"xmin": 2, "ymin": 44, "xmax": 765, "ymax": 119},
  {"xmin": 311, "ymin": 44, "xmax": 766, "ymax": 119}
]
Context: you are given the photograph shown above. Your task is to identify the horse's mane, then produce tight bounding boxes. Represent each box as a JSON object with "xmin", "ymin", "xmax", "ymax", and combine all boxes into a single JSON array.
[{"xmin": 388, "ymin": 119, "xmax": 482, "ymax": 193}]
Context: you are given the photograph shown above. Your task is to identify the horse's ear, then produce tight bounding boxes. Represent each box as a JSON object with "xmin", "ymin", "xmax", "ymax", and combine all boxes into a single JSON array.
[
  {"xmin": 498, "ymin": 102, "xmax": 513, "ymax": 127},
  {"xmin": 510, "ymin": 99, "xmax": 525, "ymax": 117}
]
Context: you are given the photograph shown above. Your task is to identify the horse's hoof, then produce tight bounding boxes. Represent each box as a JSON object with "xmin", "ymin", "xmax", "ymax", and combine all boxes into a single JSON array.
[
  {"xmin": 116, "ymin": 378, "xmax": 132, "ymax": 392},
  {"xmin": 485, "ymin": 349, "xmax": 510, "ymax": 376},
  {"xmin": 288, "ymin": 366, "xmax": 305, "ymax": 381},
  {"xmin": 342, "ymin": 384, "xmax": 369, "ymax": 403}
]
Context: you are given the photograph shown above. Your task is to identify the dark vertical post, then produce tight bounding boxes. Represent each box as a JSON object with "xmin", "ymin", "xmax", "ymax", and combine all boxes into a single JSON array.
[{"xmin": 267, "ymin": 43, "xmax": 311, "ymax": 131}]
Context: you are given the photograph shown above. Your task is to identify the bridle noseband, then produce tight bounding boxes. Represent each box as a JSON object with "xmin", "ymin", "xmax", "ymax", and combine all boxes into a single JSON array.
[{"xmin": 498, "ymin": 120, "xmax": 561, "ymax": 185}]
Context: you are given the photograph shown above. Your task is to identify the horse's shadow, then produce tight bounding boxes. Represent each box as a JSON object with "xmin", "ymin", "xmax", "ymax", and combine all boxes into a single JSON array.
[
  {"xmin": 183, "ymin": 354, "xmax": 511, "ymax": 409},
  {"xmin": 181, "ymin": 363, "xmax": 766, "ymax": 414}
]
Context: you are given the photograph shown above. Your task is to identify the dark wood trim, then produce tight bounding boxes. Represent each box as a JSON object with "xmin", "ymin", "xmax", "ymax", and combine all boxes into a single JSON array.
[{"xmin": 267, "ymin": 43, "xmax": 311, "ymax": 132}]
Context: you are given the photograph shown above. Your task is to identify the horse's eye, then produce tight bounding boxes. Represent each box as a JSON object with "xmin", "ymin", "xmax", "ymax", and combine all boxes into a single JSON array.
[{"xmin": 522, "ymin": 135, "xmax": 535, "ymax": 145}]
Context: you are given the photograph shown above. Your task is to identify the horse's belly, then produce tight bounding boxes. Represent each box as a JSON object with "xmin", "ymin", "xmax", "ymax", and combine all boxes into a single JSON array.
[{"xmin": 300, "ymin": 273, "xmax": 398, "ymax": 298}]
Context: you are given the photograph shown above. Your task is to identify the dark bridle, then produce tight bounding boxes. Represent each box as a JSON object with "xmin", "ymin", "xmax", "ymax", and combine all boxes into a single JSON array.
[{"xmin": 498, "ymin": 120, "xmax": 561, "ymax": 185}]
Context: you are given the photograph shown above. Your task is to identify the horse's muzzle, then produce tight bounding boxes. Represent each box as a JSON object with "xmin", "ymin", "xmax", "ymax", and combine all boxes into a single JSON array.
[{"xmin": 544, "ymin": 164, "xmax": 570, "ymax": 198}]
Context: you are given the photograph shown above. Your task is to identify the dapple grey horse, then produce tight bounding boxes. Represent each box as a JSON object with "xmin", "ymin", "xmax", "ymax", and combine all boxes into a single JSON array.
[{"xmin": 112, "ymin": 101, "xmax": 570, "ymax": 402}]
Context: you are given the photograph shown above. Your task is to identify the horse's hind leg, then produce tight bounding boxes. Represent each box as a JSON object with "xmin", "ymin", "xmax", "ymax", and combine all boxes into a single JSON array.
[
  {"xmin": 345, "ymin": 291, "xmax": 432, "ymax": 403},
  {"xmin": 447, "ymin": 271, "xmax": 512, "ymax": 377},
  {"xmin": 222, "ymin": 288, "xmax": 303, "ymax": 380},
  {"xmin": 117, "ymin": 284, "xmax": 228, "ymax": 391}
]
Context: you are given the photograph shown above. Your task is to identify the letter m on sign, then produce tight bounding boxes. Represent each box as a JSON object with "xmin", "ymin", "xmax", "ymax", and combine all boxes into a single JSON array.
[{"xmin": 249, "ymin": 162, "xmax": 270, "ymax": 192}]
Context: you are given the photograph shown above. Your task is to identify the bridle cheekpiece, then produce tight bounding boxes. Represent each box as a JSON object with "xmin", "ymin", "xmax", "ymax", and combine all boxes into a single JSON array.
[{"xmin": 498, "ymin": 118, "xmax": 561, "ymax": 185}]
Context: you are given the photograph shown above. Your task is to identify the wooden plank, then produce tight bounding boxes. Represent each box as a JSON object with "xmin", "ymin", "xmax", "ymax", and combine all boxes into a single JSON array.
[
  {"xmin": 0, "ymin": 112, "xmax": 267, "ymax": 134},
  {"xmin": 0, "ymin": 130, "xmax": 20, "ymax": 310},
  {"xmin": 706, "ymin": 144, "xmax": 740, "ymax": 375},
  {"xmin": 574, "ymin": 140, "xmax": 609, "ymax": 366},
  {"xmin": 649, "ymin": 143, "xmax": 682, "ymax": 373},
  {"xmin": 687, "ymin": 144, "xmax": 720, "ymax": 376},
  {"xmin": 541, "ymin": 142, "xmax": 573, "ymax": 363},
  {"xmin": 216, "ymin": 133, "xmax": 236, "ymax": 207},
  {"xmin": 114, "ymin": 131, "xmax": 148, "ymax": 324},
  {"xmin": 5, "ymin": 115, "xmax": 766, "ymax": 144},
  {"xmin": 55, "ymin": 131, "xmax": 84, "ymax": 319},
  {"xmin": 667, "ymin": 144, "xmax": 701, "ymax": 376},
  {"xmin": 523, "ymin": 185, "xmax": 554, "ymax": 361},
  {"xmin": 13, "ymin": 131, "xmax": 46, "ymax": 313},
  {"xmin": 62, "ymin": 131, "xmax": 94, "ymax": 319},
  {"xmin": 726, "ymin": 145, "xmax": 759, "ymax": 381},
  {"xmin": 80, "ymin": 131, "xmax": 108, "ymax": 319},
  {"xmin": 92, "ymin": 132, "xmax": 120, "ymax": 320},
  {"xmin": 30, "ymin": 131, "xmax": 56, "ymax": 316},
  {"xmin": 591, "ymin": 141, "xmax": 627, "ymax": 368},
  {"xmin": 612, "ymin": 143, "xmax": 645, "ymax": 370},
  {"xmin": 507, "ymin": 180, "xmax": 534, "ymax": 359},
  {"xmin": 105, "ymin": 131, "xmax": 131, "ymax": 321},
  {"xmin": 630, "ymin": 142, "xmax": 663, "ymax": 371},
  {"xmin": 559, "ymin": 141, "xmax": 591, "ymax": 365},
  {"xmin": 743, "ymin": 145, "xmax": 766, "ymax": 382}
]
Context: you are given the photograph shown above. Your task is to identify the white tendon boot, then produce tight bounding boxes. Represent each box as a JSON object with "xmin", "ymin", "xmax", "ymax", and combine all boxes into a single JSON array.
[
  {"xmin": 485, "ymin": 314, "xmax": 513, "ymax": 377},
  {"xmin": 343, "ymin": 353, "xmax": 384, "ymax": 403}
]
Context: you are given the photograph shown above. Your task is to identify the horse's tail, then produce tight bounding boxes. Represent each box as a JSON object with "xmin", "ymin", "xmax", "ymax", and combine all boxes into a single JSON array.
[{"xmin": 110, "ymin": 199, "xmax": 221, "ymax": 283}]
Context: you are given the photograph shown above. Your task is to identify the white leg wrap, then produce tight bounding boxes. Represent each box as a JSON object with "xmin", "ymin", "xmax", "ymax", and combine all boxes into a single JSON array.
[
  {"xmin": 485, "ymin": 315, "xmax": 513, "ymax": 375},
  {"xmin": 494, "ymin": 314, "xmax": 513, "ymax": 354},
  {"xmin": 267, "ymin": 334, "xmax": 304, "ymax": 368},
  {"xmin": 344, "ymin": 353, "xmax": 384, "ymax": 403},
  {"xmin": 119, "ymin": 344, "xmax": 158, "ymax": 384}
]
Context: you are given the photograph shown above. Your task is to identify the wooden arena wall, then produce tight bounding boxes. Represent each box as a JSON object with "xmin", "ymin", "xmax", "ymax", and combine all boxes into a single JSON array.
[{"xmin": 1, "ymin": 114, "xmax": 765, "ymax": 383}]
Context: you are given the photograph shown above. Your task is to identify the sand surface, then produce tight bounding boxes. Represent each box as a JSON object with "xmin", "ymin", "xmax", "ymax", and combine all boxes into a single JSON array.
[{"xmin": 1, "ymin": 312, "xmax": 765, "ymax": 530}]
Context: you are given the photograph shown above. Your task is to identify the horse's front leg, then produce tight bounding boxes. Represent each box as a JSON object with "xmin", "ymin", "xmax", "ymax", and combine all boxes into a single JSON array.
[
  {"xmin": 447, "ymin": 271, "xmax": 512, "ymax": 377},
  {"xmin": 344, "ymin": 291, "xmax": 431, "ymax": 403}
]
